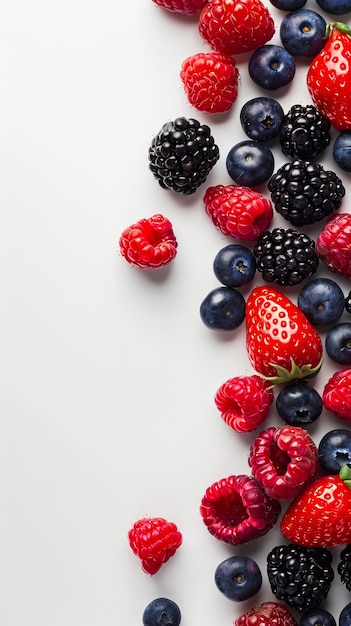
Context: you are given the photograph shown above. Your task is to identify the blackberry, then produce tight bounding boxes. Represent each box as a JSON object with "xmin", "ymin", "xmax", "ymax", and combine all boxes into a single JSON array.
[
  {"xmin": 345, "ymin": 291, "xmax": 351, "ymax": 314},
  {"xmin": 268, "ymin": 159, "xmax": 345, "ymax": 227},
  {"xmin": 148, "ymin": 116, "xmax": 220, "ymax": 195},
  {"xmin": 280, "ymin": 104, "xmax": 331, "ymax": 159},
  {"xmin": 338, "ymin": 544, "xmax": 351, "ymax": 591},
  {"xmin": 267, "ymin": 543, "xmax": 334, "ymax": 613},
  {"xmin": 254, "ymin": 227, "xmax": 319, "ymax": 287}
]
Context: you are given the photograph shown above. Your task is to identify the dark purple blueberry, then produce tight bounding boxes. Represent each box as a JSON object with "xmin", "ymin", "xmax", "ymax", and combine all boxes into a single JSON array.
[
  {"xmin": 248, "ymin": 45, "xmax": 296, "ymax": 90},
  {"xmin": 143, "ymin": 598, "xmax": 181, "ymax": 626},
  {"xmin": 200, "ymin": 287, "xmax": 246, "ymax": 331},
  {"xmin": 226, "ymin": 140, "xmax": 274, "ymax": 187},
  {"xmin": 333, "ymin": 131, "xmax": 351, "ymax": 172},
  {"xmin": 315, "ymin": 0, "xmax": 351, "ymax": 13},
  {"xmin": 213, "ymin": 244, "xmax": 256, "ymax": 288},
  {"xmin": 325, "ymin": 323, "xmax": 351, "ymax": 364},
  {"xmin": 299, "ymin": 607, "xmax": 336, "ymax": 626},
  {"xmin": 280, "ymin": 9, "xmax": 326, "ymax": 57},
  {"xmin": 276, "ymin": 381, "xmax": 322, "ymax": 426},
  {"xmin": 339, "ymin": 602, "xmax": 351, "ymax": 626},
  {"xmin": 318, "ymin": 429, "xmax": 351, "ymax": 474},
  {"xmin": 297, "ymin": 278, "xmax": 345, "ymax": 326},
  {"xmin": 240, "ymin": 97, "xmax": 285, "ymax": 142},
  {"xmin": 269, "ymin": 0, "xmax": 306, "ymax": 9},
  {"xmin": 214, "ymin": 556, "xmax": 262, "ymax": 602}
]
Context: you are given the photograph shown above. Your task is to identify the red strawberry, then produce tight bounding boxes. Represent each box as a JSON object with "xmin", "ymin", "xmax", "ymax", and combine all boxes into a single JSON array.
[
  {"xmin": 234, "ymin": 601, "xmax": 297, "ymax": 626},
  {"xmin": 280, "ymin": 464, "xmax": 351, "ymax": 547},
  {"xmin": 180, "ymin": 52, "xmax": 239, "ymax": 114},
  {"xmin": 128, "ymin": 517, "xmax": 182, "ymax": 574},
  {"xmin": 150, "ymin": 0, "xmax": 208, "ymax": 13},
  {"xmin": 316, "ymin": 213, "xmax": 351, "ymax": 279},
  {"xmin": 203, "ymin": 184, "xmax": 273, "ymax": 241},
  {"xmin": 307, "ymin": 22, "xmax": 351, "ymax": 131},
  {"xmin": 214, "ymin": 374, "xmax": 274, "ymax": 432},
  {"xmin": 323, "ymin": 368, "xmax": 351, "ymax": 421},
  {"xmin": 198, "ymin": 0, "xmax": 275, "ymax": 56},
  {"xmin": 119, "ymin": 214, "xmax": 178, "ymax": 269},
  {"xmin": 246, "ymin": 285, "xmax": 323, "ymax": 385}
]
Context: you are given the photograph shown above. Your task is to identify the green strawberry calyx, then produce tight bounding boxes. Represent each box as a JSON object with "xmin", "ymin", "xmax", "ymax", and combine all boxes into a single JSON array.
[
  {"xmin": 261, "ymin": 356, "xmax": 323, "ymax": 387},
  {"xmin": 340, "ymin": 464, "xmax": 351, "ymax": 489},
  {"xmin": 325, "ymin": 22, "xmax": 351, "ymax": 38}
]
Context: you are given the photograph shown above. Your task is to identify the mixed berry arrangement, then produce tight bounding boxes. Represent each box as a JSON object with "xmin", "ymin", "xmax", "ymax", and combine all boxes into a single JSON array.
[{"xmin": 120, "ymin": 0, "xmax": 351, "ymax": 623}]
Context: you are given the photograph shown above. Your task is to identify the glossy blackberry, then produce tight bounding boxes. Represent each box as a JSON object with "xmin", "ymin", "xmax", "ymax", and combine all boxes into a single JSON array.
[
  {"xmin": 254, "ymin": 227, "xmax": 319, "ymax": 286},
  {"xmin": 148, "ymin": 116, "xmax": 220, "ymax": 195},
  {"xmin": 280, "ymin": 104, "xmax": 330, "ymax": 159},
  {"xmin": 268, "ymin": 159, "xmax": 345, "ymax": 227},
  {"xmin": 338, "ymin": 545, "xmax": 351, "ymax": 591},
  {"xmin": 267, "ymin": 543, "xmax": 334, "ymax": 613}
]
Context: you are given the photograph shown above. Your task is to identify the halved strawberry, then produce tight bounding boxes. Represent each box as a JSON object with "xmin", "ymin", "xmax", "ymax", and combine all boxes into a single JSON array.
[{"xmin": 246, "ymin": 285, "xmax": 323, "ymax": 385}]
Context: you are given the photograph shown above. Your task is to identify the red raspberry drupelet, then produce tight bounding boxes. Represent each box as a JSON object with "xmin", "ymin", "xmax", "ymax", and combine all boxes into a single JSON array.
[
  {"xmin": 119, "ymin": 214, "xmax": 178, "ymax": 269},
  {"xmin": 128, "ymin": 517, "xmax": 182, "ymax": 575},
  {"xmin": 214, "ymin": 374, "xmax": 274, "ymax": 432}
]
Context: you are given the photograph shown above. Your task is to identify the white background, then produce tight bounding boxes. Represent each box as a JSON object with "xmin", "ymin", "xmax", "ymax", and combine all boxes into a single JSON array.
[{"xmin": 3, "ymin": 0, "xmax": 351, "ymax": 624}]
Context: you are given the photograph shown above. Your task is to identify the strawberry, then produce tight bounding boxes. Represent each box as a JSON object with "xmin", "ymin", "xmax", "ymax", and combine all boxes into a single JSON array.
[
  {"xmin": 198, "ymin": 0, "xmax": 275, "ymax": 56},
  {"xmin": 150, "ymin": 0, "xmax": 208, "ymax": 13},
  {"xmin": 246, "ymin": 285, "xmax": 323, "ymax": 385},
  {"xmin": 280, "ymin": 464, "xmax": 351, "ymax": 547},
  {"xmin": 307, "ymin": 22, "xmax": 351, "ymax": 131},
  {"xmin": 180, "ymin": 52, "xmax": 240, "ymax": 114}
]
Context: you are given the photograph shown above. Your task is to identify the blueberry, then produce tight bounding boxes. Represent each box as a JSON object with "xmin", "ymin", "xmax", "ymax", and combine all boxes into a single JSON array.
[
  {"xmin": 315, "ymin": 0, "xmax": 351, "ymax": 14},
  {"xmin": 333, "ymin": 131, "xmax": 351, "ymax": 172},
  {"xmin": 226, "ymin": 140, "xmax": 274, "ymax": 187},
  {"xmin": 280, "ymin": 9, "xmax": 326, "ymax": 57},
  {"xmin": 339, "ymin": 602, "xmax": 351, "ymax": 626},
  {"xmin": 240, "ymin": 97, "xmax": 285, "ymax": 142},
  {"xmin": 297, "ymin": 278, "xmax": 345, "ymax": 326},
  {"xmin": 200, "ymin": 286, "xmax": 246, "ymax": 331},
  {"xmin": 326, "ymin": 323, "xmax": 351, "ymax": 364},
  {"xmin": 276, "ymin": 380, "xmax": 322, "ymax": 426},
  {"xmin": 213, "ymin": 244, "xmax": 256, "ymax": 288},
  {"xmin": 299, "ymin": 607, "xmax": 336, "ymax": 626},
  {"xmin": 249, "ymin": 45, "xmax": 296, "ymax": 90},
  {"xmin": 269, "ymin": 0, "xmax": 307, "ymax": 9},
  {"xmin": 143, "ymin": 598, "xmax": 181, "ymax": 626},
  {"xmin": 214, "ymin": 556, "xmax": 262, "ymax": 602},
  {"xmin": 318, "ymin": 429, "xmax": 351, "ymax": 474}
]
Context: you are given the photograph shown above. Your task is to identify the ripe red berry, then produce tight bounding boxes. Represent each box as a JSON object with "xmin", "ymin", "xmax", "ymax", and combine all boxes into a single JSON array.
[
  {"xmin": 119, "ymin": 214, "xmax": 178, "ymax": 269},
  {"xmin": 203, "ymin": 184, "xmax": 273, "ymax": 240},
  {"xmin": 199, "ymin": 474, "xmax": 280, "ymax": 545},
  {"xmin": 234, "ymin": 601, "xmax": 298, "ymax": 626},
  {"xmin": 180, "ymin": 52, "xmax": 239, "ymax": 114},
  {"xmin": 198, "ymin": 0, "xmax": 275, "ymax": 56},
  {"xmin": 248, "ymin": 425, "xmax": 319, "ymax": 500},
  {"xmin": 316, "ymin": 213, "xmax": 351, "ymax": 278},
  {"xmin": 150, "ymin": 0, "xmax": 208, "ymax": 13},
  {"xmin": 214, "ymin": 375, "xmax": 274, "ymax": 433},
  {"xmin": 128, "ymin": 517, "xmax": 182, "ymax": 575},
  {"xmin": 323, "ymin": 369, "xmax": 351, "ymax": 421}
]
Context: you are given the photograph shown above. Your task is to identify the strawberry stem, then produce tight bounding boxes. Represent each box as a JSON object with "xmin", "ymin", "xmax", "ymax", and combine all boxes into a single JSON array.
[
  {"xmin": 326, "ymin": 22, "xmax": 351, "ymax": 38},
  {"xmin": 262, "ymin": 356, "xmax": 323, "ymax": 388},
  {"xmin": 340, "ymin": 463, "xmax": 351, "ymax": 488}
]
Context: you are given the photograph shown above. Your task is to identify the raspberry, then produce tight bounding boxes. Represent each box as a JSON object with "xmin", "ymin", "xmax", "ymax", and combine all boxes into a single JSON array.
[
  {"xmin": 214, "ymin": 375, "xmax": 274, "ymax": 433},
  {"xmin": 234, "ymin": 601, "xmax": 298, "ymax": 626},
  {"xmin": 150, "ymin": 0, "xmax": 208, "ymax": 13},
  {"xmin": 323, "ymin": 369, "xmax": 351, "ymax": 421},
  {"xmin": 119, "ymin": 214, "xmax": 178, "ymax": 269},
  {"xmin": 128, "ymin": 517, "xmax": 182, "ymax": 575},
  {"xmin": 248, "ymin": 425, "xmax": 319, "ymax": 500},
  {"xmin": 203, "ymin": 184, "xmax": 273, "ymax": 241},
  {"xmin": 199, "ymin": 0, "xmax": 275, "ymax": 56},
  {"xmin": 199, "ymin": 474, "xmax": 281, "ymax": 546},
  {"xmin": 180, "ymin": 52, "xmax": 239, "ymax": 114},
  {"xmin": 316, "ymin": 213, "xmax": 351, "ymax": 278}
]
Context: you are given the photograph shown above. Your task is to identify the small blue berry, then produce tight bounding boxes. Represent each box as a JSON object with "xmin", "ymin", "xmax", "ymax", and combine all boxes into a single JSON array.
[
  {"xmin": 269, "ymin": 0, "xmax": 307, "ymax": 9},
  {"xmin": 318, "ymin": 429, "xmax": 351, "ymax": 474},
  {"xmin": 200, "ymin": 287, "xmax": 246, "ymax": 331},
  {"xmin": 297, "ymin": 278, "xmax": 345, "ymax": 326},
  {"xmin": 143, "ymin": 598, "xmax": 181, "ymax": 626},
  {"xmin": 315, "ymin": 0, "xmax": 351, "ymax": 14},
  {"xmin": 226, "ymin": 140, "xmax": 274, "ymax": 187},
  {"xmin": 326, "ymin": 323, "xmax": 351, "ymax": 365},
  {"xmin": 240, "ymin": 97, "xmax": 285, "ymax": 142},
  {"xmin": 333, "ymin": 131, "xmax": 351, "ymax": 172},
  {"xmin": 276, "ymin": 381, "xmax": 322, "ymax": 427},
  {"xmin": 280, "ymin": 9, "xmax": 326, "ymax": 58},
  {"xmin": 249, "ymin": 45, "xmax": 296, "ymax": 90},
  {"xmin": 214, "ymin": 556, "xmax": 262, "ymax": 602},
  {"xmin": 299, "ymin": 607, "xmax": 336, "ymax": 626},
  {"xmin": 339, "ymin": 602, "xmax": 351, "ymax": 626},
  {"xmin": 213, "ymin": 244, "xmax": 256, "ymax": 288}
]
